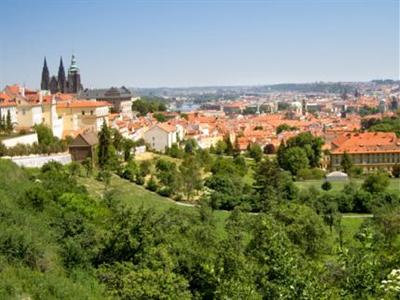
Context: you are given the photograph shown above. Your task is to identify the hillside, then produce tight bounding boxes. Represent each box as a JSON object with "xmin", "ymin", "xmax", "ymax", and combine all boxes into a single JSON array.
[{"xmin": 0, "ymin": 159, "xmax": 399, "ymax": 299}]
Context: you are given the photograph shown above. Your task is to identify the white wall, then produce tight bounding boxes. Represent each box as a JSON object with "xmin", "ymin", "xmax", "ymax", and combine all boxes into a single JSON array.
[
  {"xmin": 1, "ymin": 133, "xmax": 38, "ymax": 148},
  {"xmin": 3, "ymin": 152, "xmax": 71, "ymax": 168},
  {"xmin": 144, "ymin": 126, "xmax": 172, "ymax": 152}
]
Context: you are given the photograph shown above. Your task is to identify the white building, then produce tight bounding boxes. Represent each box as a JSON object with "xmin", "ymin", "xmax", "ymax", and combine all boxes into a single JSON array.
[{"xmin": 143, "ymin": 123, "xmax": 178, "ymax": 152}]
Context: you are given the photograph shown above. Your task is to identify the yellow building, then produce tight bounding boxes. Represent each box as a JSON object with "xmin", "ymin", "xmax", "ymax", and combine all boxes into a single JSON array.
[
  {"xmin": 57, "ymin": 100, "xmax": 112, "ymax": 134},
  {"xmin": 330, "ymin": 132, "xmax": 400, "ymax": 172}
]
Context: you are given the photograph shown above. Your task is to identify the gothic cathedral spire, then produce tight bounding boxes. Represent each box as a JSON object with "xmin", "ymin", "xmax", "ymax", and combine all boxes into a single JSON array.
[
  {"xmin": 40, "ymin": 57, "xmax": 50, "ymax": 90},
  {"xmin": 57, "ymin": 57, "xmax": 66, "ymax": 93}
]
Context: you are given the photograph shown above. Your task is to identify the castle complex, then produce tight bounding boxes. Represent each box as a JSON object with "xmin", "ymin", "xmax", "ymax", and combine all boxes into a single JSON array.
[{"xmin": 40, "ymin": 55, "xmax": 83, "ymax": 94}]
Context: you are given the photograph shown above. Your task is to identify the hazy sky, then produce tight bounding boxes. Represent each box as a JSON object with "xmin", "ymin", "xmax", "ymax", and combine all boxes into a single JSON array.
[{"xmin": 0, "ymin": 0, "xmax": 398, "ymax": 88}]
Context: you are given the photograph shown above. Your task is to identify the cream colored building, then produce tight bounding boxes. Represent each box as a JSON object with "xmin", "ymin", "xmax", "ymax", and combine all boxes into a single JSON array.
[
  {"xmin": 143, "ymin": 123, "xmax": 178, "ymax": 152},
  {"xmin": 57, "ymin": 100, "xmax": 111, "ymax": 133},
  {"xmin": 16, "ymin": 96, "xmax": 43, "ymax": 127}
]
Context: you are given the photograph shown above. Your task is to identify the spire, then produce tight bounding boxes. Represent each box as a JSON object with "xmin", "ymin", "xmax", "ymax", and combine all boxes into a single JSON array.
[
  {"xmin": 57, "ymin": 57, "xmax": 66, "ymax": 93},
  {"xmin": 40, "ymin": 56, "xmax": 50, "ymax": 90},
  {"xmin": 68, "ymin": 54, "xmax": 79, "ymax": 74},
  {"xmin": 66, "ymin": 54, "xmax": 83, "ymax": 93}
]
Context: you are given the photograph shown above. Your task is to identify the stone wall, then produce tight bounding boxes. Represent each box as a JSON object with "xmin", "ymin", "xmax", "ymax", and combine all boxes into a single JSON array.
[{"xmin": 3, "ymin": 152, "xmax": 72, "ymax": 168}]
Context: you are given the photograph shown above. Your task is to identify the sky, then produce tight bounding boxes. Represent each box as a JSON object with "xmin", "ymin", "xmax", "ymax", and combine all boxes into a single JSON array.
[{"xmin": 0, "ymin": 0, "xmax": 398, "ymax": 88}]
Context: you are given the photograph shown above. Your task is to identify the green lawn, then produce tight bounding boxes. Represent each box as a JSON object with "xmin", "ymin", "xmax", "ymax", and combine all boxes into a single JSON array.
[
  {"xmin": 78, "ymin": 175, "xmax": 230, "ymax": 238},
  {"xmin": 78, "ymin": 174, "xmax": 372, "ymax": 244},
  {"xmin": 295, "ymin": 178, "xmax": 400, "ymax": 193}
]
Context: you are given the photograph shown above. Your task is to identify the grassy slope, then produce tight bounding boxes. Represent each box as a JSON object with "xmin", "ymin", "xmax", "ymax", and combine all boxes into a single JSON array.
[
  {"xmin": 79, "ymin": 175, "xmax": 230, "ymax": 238},
  {"xmin": 79, "ymin": 174, "xmax": 365, "ymax": 244}
]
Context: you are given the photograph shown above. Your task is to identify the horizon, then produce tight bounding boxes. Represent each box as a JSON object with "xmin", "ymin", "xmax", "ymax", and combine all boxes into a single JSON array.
[{"xmin": 0, "ymin": 0, "xmax": 399, "ymax": 89}]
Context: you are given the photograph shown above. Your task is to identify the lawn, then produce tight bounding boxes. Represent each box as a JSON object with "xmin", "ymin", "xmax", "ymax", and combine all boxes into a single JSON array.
[
  {"xmin": 78, "ymin": 174, "xmax": 371, "ymax": 243},
  {"xmin": 78, "ymin": 174, "xmax": 230, "ymax": 238},
  {"xmin": 295, "ymin": 178, "xmax": 400, "ymax": 193}
]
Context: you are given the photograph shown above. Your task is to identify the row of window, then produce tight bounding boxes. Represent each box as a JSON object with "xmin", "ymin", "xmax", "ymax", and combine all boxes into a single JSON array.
[{"xmin": 333, "ymin": 153, "xmax": 400, "ymax": 165}]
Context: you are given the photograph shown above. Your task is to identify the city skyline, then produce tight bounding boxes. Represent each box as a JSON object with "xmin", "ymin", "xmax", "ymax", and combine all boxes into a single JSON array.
[{"xmin": 0, "ymin": 0, "xmax": 398, "ymax": 88}]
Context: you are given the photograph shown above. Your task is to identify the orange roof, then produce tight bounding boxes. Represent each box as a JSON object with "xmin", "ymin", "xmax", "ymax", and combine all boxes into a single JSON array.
[
  {"xmin": 331, "ymin": 132, "xmax": 400, "ymax": 154},
  {"xmin": 154, "ymin": 123, "xmax": 176, "ymax": 133},
  {"xmin": 57, "ymin": 100, "xmax": 112, "ymax": 108},
  {"xmin": 0, "ymin": 93, "xmax": 16, "ymax": 107}
]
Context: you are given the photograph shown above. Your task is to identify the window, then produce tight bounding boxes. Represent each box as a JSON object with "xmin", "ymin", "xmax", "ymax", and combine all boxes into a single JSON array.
[
  {"xmin": 82, "ymin": 111, "xmax": 85, "ymax": 115},
  {"xmin": 22, "ymin": 109, "xmax": 26, "ymax": 115},
  {"xmin": 90, "ymin": 110, "xmax": 94, "ymax": 115}
]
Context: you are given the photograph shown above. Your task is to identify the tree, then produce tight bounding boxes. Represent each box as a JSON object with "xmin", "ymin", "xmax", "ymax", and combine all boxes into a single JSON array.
[
  {"xmin": 122, "ymin": 138, "xmax": 135, "ymax": 162},
  {"xmin": 112, "ymin": 129, "xmax": 123, "ymax": 152},
  {"xmin": 98, "ymin": 120, "xmax": 111, "ymax": 169},
  {"xmin": 224, "ymin": 135, "xmax": 234, "ymax": 156},
  {"xmin": 68, "ymin": 161, "xmax": 81, "ymax": 177},
  {"xmin": 213, "ymin": 140, "xmax": 227, "ymax": 155},
  {"xmin": 97, "ymin": 169, "xmax": 112, "ymax": 192},
  {"xmin": 321, "ymin": 181, "xmax": 332, "ymax": 191},
  {"xmin": 276, "ymin": 123, "xmax": 297, "ymax": 134},
  {"xmin": 279, "ymin": 146, "xmax": 309, "ymax": 175},
  {"xmin": 6, "ymin": 110, "xmax": 12, "ymax": 133},
  {"xmin": 253, "ymin": 158, "xmax": 298, "ymax": 209},
  {"xmin": 184, "ymin": 138, "xmax": 197, "ymax": 154},
  {"xmin": 278, "ymin": 132, "xmax": 323, "ymax": 168},
  {"xmin": 392, "ymin": 164, "xmax": 400, "ymax": 178},
  {"xmin": 166, "ymin": 143, "xmax": 184, "ymax": 158},
  {"xmin": 341, "ymin": 152, "xmax": 353, "ymax": 174},
  {"xmin": 273, "ymin": 204, "xmax": 327, "ymax": 257},
  {"xmin": 362, "ymin": 172, "xmax": 390, "ymax": 194},
  {"xmin": 82, "ymin": 157, "xmax": 93, "ymax": 177},
  {"xmin": 264, "ymin": 143, "xmax": 275, "ymax": 154},
  {"xmin": 34, "ymin": 124, "xmax": 57, "ymax": 145},
  {"xmin": 247, "ymin": 143, "xmax": 263, "ymax": 162},
  {"xmin": 179, "ymin": 156, "xmax": 202, "ymax": 201}
]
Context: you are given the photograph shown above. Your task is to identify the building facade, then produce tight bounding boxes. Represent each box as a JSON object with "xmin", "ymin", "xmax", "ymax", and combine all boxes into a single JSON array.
[
  {"xmin": 330, "ymin": 132, "xmax": 400, "ymax": 172},
  {"xmin": 143, "ymin": 123, "xmax": 178, "ymax": 152}
]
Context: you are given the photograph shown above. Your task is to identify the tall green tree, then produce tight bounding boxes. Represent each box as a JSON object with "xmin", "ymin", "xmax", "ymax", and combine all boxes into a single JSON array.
[
  {"xmin": 341, "ymin": 152, "xmax": 353, "ymax": 174},
  {"xmin": 179, "ymin": 156, "xmax": 203, "ymax": 201},
  {"xmin": 6, "ymin": 110, "xmax": 12, "ymax": 133},
  {"xmin": 98, "ymin": 120, "xmax": 111, "ymax": 169}
]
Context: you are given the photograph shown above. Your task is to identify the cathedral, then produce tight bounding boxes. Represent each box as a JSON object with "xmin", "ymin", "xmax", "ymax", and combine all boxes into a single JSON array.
[{"xmin": 40, "ymin": 55, "xmax": 83, "ymax": 94}]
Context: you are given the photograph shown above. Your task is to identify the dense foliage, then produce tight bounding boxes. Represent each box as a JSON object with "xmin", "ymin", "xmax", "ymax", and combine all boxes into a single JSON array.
[
  {"xmin": 362, "ymin": 115, "xmax": 400, "ymax": 137},
  {"xmin": 132, "ymin": 97, "xmax": 167, "ymax": 116},
  {"xmin": 0, "ymin": 159, "xmax": 399, "ymax": 299}
]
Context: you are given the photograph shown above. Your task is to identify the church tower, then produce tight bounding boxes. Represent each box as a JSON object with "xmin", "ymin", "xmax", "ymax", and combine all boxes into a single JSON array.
[
  {"xmin": 66, "ymin": 55, "xmax": 83, "ymax": 93},
  {"xmin": 49, "ymin": 76, "xmax": 58, "ymax": 94},
  {"xmin": 57, "ymin": 57, "xmax": 66, "ymax": 93},
  {"xmin": 40, "ymin": 57, "xmax": 50, "ymax": 90}
]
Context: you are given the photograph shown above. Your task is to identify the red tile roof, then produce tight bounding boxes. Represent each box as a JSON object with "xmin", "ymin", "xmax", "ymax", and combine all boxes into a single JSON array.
[{"xmin": 331, "ymin": 132, "xmax": 400, "ymax": 154}]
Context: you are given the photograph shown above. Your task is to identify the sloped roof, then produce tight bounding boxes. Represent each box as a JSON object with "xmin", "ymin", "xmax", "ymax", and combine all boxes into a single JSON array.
[
  {"xmin": 331, "ymin": 132, "xmax": 400, "ymax": 154},
  {"xmin": 70, "ymin": 132, "xmax": 98, "ymax": 147}
]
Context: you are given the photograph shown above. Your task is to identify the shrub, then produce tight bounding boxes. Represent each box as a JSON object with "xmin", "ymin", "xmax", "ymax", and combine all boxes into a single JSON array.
[
  {"xmin": 146, "ymin": 176, "xmax": 158, "ymax": 192},
  {"xmin": 135, "ymin": 175, "xmax": 145, "ymax": 185},
  {"xmin": 392, "ymin": 164, "xmax": 400, "ymax": 178},
  {"xmin": 321, "ymin": 181, "xmax": 332, "ymax": 191}
]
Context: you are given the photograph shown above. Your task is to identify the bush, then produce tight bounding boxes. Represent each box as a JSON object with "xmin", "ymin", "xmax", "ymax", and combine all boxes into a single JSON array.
[
  {"xmin": 392, "ymin": 164, "xmax": 400, "ymax": 178},
  {"xmin": 146, "ymin": 176, "xmax": 158, "ymax": 192},
  {"xmin": 157, "ymin": 186, "xmax": 173, "ymax": 197},
  {"xmin": 135, "ymin": 175, "xmax": 145, "ymax": 185},
  {"xmin": 321, "ymin": 181, "xmax": 332, "ymax": 191},
  {"xmin": 297, "ymin": 168, "xmax": 325, "ymax": 180}
]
